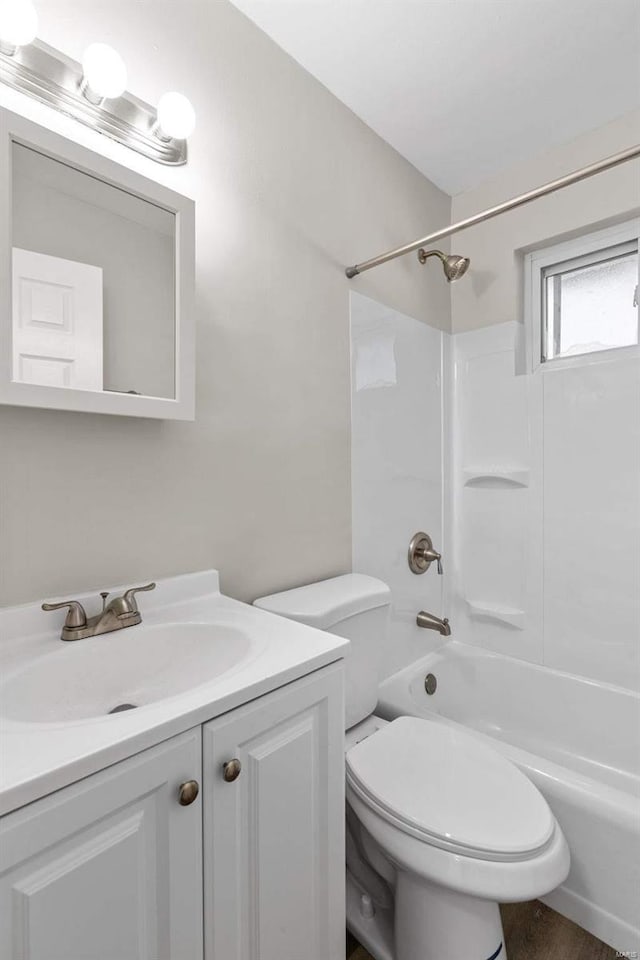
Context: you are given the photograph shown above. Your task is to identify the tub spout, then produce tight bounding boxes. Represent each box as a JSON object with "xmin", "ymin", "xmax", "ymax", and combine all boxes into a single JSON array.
[{"xmin": 417, "ymin": 611, "xmax": 451, "ymax": 636}]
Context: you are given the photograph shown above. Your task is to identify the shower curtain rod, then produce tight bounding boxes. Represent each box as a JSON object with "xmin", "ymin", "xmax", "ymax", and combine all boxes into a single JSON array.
[{"xmin": 345, "ymin": 144, "xmax": 640, "ymax": 278}]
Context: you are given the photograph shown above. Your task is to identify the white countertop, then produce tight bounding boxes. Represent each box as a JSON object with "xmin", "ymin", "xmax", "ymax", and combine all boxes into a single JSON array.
[{"xmin": 0, "ymin": 570, "xmax": 349, "ymax": 816}]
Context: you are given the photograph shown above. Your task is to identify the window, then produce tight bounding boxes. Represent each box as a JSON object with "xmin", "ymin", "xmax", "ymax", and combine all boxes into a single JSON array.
[{"xmin": 525, "ymin": 221, "xmax": 639, "ymax": 368}]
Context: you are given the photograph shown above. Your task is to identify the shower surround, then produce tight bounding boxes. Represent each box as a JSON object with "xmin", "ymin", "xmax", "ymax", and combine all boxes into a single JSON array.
[
  {"xmin": 350, "ymin": 298, "xmax": 640, "ymax": 690},
  {"xmin": 350, "ymin": 292, "xmax": 449, "ymax": 681},
  {"xmin": 452, "ymin": 320, "xmax": 640, "ymax": 690}
]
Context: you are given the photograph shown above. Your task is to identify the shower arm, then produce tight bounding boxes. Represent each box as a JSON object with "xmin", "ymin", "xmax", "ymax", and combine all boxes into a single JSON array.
[
  {"xmin": 418, "ymin": 250, "xmax": 445, "ymax": 265},
  {"xmin": 344, "ymin": 144, "xmax": 640, "ymax": 279}
]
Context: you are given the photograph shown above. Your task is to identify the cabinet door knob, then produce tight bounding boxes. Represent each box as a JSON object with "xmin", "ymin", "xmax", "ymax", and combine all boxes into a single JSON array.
[
  {"xmin": 178, "ymin": 779, "xmax": 200, "ymax": 806},
  {"xmin": 223, "ymin": 758, "xmax": 242, "ymax": 782}
]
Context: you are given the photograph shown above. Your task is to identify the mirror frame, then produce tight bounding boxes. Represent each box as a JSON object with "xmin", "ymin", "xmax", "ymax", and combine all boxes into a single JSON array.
[{"xmin": 0, "ymin": 107, "xmax": 195, "ymax": 419}]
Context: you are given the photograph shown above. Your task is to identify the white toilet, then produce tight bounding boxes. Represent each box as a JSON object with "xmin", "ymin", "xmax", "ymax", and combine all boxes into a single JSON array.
[{"xmin": 255, "ymin": 574, "xmax": 569, "ymax": 960}]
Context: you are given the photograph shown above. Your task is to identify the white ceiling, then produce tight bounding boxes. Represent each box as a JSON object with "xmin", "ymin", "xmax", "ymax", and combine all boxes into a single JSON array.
[{"xmin": 230, "ymin": 0, "xmax": 640, "ymax": 195}]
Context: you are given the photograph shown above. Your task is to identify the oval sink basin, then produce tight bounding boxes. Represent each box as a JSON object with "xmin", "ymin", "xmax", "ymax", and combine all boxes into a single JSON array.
[{"xmin": 0, "ymin": 622, "xmax": 253, "ymax": 723}]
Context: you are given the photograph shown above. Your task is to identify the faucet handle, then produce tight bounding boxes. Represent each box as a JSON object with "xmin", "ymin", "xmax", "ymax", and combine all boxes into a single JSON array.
[
  {"xmin": 408, "ymin": 532, "xmax": 443, "ymax": 575},
  {"xmin": 42, "ymin": 599, "xmax": 87, "ymax": 628},
  {"xmin": 418, "ymin": 546, "xmax": 443, "ymax": 575},
  {"xmin": 121, "ymin": 582, "xmax": 156, "ymax": 613}
]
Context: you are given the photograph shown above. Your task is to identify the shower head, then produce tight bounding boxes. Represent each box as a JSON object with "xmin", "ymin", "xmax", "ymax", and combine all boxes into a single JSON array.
[{"xmin": 417, "ymin": 248, "xmax": 470, "ymax": 282}]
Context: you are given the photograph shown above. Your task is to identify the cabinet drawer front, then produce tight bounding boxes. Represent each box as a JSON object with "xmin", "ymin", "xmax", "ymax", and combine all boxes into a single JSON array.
[
  {"xmin": 0, "ymin": 728, "xmax": 202, "ymax": 960},
  {"xmin": 203, "ymin": 663, "xmax": 345, "ymax": 960}
]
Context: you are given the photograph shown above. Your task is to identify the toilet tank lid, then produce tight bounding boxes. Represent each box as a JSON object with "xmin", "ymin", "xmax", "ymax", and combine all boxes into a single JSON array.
[{"xmin": 253, "ymin": 574, "xmax": 391, "ymax": 629}]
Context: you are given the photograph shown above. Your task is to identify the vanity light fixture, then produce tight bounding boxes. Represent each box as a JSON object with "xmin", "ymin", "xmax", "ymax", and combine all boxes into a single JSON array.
[
  {"xmin": 0, "ymin": 2, "xmax": 194, "ymax": 164},
  {"xmin": 80, "ymin": 42, "xmax": 127, "ymax": 105},
  {"xmin": 0, "ymin": 0, "xmax": 38, "ymax": 56}
]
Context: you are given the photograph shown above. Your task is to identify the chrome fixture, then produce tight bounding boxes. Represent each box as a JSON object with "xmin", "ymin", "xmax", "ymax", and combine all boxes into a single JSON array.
[
  {"xmin": 416, "ymin": 611, "xmax": 451, "ymax": 636},
  {"xmin": 345, "ymin": 144, "xmax": 640, "ymax": 278},
  {"xmin": 42, "ymin": 582, "xmax": 156, "ymax": 641},
  {"xmin": 417, "ymin": 249, "xmax": 470, "ymax": 282},
  {"xmin": 0, "ymin": 25, "xmax": 195, "ymax": 164},
  {"xmin": 424, "ymin": 673, "xmax": 437, "ymax": 695},
  {"xmin": 408, "ymin": 532, "xmax": 443, "ymax": 575}
]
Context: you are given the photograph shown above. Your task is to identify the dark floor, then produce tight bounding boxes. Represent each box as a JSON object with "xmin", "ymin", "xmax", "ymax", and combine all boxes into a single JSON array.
[{"xmin": 346, "ymin": 900, "xmax": 618, "ymax": 960}]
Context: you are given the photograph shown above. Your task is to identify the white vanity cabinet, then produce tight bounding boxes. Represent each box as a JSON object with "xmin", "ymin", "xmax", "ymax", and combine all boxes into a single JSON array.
[
  {"xmin": 0, "ymin": 727, "xmax": 203, "ymax": 960},
  {"xmin": 0, "ymin": 662, "xmax": 345, "ymax": 960},
  {"xmin": 203, "ymin": 662, "xmax": 345, "ymax": 960}
]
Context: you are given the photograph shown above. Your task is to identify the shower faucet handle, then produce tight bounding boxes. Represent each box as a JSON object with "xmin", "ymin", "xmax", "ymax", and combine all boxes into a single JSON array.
[
  {"xmin": 420, "ymin": 546, "xmax": 443, "ymax": 575},
  {"xmin": 408, "ymin": 532, "xmax": 443, "ymax": 575}
]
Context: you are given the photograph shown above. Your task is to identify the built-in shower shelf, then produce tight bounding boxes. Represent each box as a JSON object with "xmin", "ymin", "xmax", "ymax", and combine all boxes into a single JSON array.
[
  {"xmin": 462, "ymin": 466, "xmax": 530, "ymax": 488},
  {"xmin": 466, "ymin": 601, "xmax": 525, "ymax": 630}
]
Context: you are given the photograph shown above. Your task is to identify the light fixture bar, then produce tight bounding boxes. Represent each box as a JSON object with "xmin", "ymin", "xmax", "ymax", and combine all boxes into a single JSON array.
[{"xmin": 0, "ymin": 39, "xmax": 187, "ymax": 165}]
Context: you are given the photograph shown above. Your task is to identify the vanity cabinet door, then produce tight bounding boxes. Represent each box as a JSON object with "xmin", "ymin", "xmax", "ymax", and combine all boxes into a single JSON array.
[
  {"xmin": 203, "ymin": 663, "xmax": 345, "ymax": 960},
  {"xmin": 0, "ymin": 728, "xmax": 203, "ymax": 960}
]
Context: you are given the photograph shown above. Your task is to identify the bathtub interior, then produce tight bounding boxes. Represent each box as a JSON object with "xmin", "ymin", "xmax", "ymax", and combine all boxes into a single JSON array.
[{"xmin": 387, "ymin": 640, "xmax": 639, "ymax": 794}]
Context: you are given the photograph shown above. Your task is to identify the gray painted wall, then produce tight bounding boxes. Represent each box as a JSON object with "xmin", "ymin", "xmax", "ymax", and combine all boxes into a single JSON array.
[{"xmin": 0, "ymin": 0, "xmax": 450, "ymax": 606}]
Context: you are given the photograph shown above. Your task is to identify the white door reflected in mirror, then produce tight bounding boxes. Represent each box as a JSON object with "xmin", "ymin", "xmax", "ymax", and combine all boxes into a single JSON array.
[{"xmin": 12, "ymin": 248, "xmax": 103, "ymax": 391}]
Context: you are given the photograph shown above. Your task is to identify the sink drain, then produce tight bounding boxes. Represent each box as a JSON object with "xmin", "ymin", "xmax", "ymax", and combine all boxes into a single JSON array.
[{"xmin": 108, "ymin": 703, "xmax": 138, "ymax": 714}]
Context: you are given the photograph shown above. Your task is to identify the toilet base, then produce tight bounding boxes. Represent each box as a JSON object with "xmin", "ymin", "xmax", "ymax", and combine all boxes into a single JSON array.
[
  {"xmin": 395, "ymin": 870, "xmax": 506, "ymax": 960},
  {"xmin": 346, "ymin": 866, "xmax": 506, "ymax": 960},
  {"xmin": 346, "ymin": 869, "xmax": 394, "ymax": 960}
]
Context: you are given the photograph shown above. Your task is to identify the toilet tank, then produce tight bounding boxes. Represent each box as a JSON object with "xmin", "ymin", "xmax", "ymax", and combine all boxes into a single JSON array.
[{"xmin": 254, "ymin": 574, "xmax": 391, "ymax": 730}]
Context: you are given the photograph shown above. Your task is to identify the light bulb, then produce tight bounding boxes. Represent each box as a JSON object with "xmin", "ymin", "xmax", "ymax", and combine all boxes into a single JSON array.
[
  {"xmin": 0, "ymin": 0, "xmax": 38, "ymax": 54},
  {"xmin": 156, "ymin": 92, "xmax": 196, "ymax": 140},
  {"xmin": 81, "ymin": 42, "xmax": 127, "ymax": 103}
]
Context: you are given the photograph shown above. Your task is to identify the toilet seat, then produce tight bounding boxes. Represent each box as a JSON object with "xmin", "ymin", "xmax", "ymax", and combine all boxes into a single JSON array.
[{"xmin": 346, "ymin": 716, "xmax": 554, "ymax": 862}]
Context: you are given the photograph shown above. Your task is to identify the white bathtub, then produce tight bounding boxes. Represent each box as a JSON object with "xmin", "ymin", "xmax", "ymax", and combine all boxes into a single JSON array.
[{"xmin": 376, "ymin": 640, "xmax": 640, "ymax": 954}]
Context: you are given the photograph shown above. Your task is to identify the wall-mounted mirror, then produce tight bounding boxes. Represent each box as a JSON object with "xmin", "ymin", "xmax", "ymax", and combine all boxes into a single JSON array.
[{"xmin": 0, "ymin": 108, "xmax": 195, "ymax": 419}]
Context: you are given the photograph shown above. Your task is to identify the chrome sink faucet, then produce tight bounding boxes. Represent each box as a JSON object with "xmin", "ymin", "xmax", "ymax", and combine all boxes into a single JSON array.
[
  {"xmin": 42, "ymin": 583, "xmax": 156, "ymax": 641},
  {"xmin": 416, "ymin": 610, "xmax": 451, "ymax": 636}
]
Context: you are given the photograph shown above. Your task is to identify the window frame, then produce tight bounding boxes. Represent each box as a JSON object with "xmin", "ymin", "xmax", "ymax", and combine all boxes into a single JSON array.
[{"xmin": 524, "ymin": 219, "xmax": 640, "ymax": 372}]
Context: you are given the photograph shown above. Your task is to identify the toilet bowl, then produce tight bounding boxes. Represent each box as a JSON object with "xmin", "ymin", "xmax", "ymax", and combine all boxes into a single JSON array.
[{"xmin": 254, "ymin": 575, "xmax": 570, "ymax": 960}]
